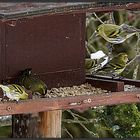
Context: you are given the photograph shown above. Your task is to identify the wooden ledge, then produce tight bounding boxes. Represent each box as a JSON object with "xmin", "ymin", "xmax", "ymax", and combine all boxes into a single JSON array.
[
  {"xmin": 0, "ymin": 91, "xmax": 140, "ymax": 116},
  {"xmin": 87, "ymin": 75, "xmax": 140, "ymax": 87},
  {"xmin": 0, "ymin": 77, "xmax": 139, "ymax": 116}
]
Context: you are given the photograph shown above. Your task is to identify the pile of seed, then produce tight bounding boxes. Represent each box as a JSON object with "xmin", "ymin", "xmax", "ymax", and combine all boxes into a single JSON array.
[
  {"xmin": 45, "ymin": 83, "xmax": 109, "ymax": 98},
  {"xmin": 124, "ymin": 85, "xmax": 140, "ymax": 92}
]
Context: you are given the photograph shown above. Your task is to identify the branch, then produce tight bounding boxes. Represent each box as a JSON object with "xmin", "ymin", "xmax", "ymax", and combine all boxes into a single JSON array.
[
  {"xmin": 62, "ymin": 118, "xmax": 96, "ymax": 124},
  {"xmin": 67, "ymin": 110, "xmax": 99, "ymax": 137},
  {"xmin": 62, "ymin": 127, "xmax": 73, "ymax": 138}
]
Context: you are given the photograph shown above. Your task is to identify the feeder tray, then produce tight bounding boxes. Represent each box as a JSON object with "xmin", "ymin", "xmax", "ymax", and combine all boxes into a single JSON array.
[
  {"xmin": 0, "ymin": 1, "xmax": 139, "ymax": 116},
  {"xmin": 0, "ymin": 77, "xmax": 139, "ymax": 116}
]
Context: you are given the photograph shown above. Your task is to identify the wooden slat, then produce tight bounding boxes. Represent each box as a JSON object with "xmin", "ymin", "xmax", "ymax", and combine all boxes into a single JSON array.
[
  {"xmin": 0, "ymin": 3, "xmax": 140, "ymax": 21},
  {"xmin": 87, "ymin": 75, "xmax": 140, "ymax": 87},
  {"xmin": 86, "ymin": 77, "xmax": 124, "ymax": 92},
  {"xmin": 0, "ymin": 91, "xmax": 140, "ymax": 116}
]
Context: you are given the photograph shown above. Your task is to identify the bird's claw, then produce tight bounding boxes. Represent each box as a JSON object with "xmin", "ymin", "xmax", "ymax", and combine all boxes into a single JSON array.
[
  {"xmin": 15, "ymin": 100, "xmax": 19, "ymax": 104},
  {"xmin": 111, "ymin": 75, "xmax": 124, "ymax": 80},
  {"xmin": 111, "ymin": 74, "xmax": 117, "ymax": 79},
  {"xmin": 118, "ymin": 76, "xmax": 124, "ymax": 80}
]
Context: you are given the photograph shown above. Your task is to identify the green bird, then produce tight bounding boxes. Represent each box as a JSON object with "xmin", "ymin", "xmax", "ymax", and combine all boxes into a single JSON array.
[
  {"xmin": 85, "ymin": 58, "xmax": 96, "ymax": 70},
  {"xmin": 97, "ymin": 23, "xmax": 138, "ymax": 44},
  {"xmin": 0, "ymin": 84, "xmax": 28, "ymax": 101},
  {"xmin": 95, "ymin": 53, "xmax": 128, "ymax": 77},
  {"xmin": 18, "ymin": 68, "xmax": 47, "ymax": 97}
]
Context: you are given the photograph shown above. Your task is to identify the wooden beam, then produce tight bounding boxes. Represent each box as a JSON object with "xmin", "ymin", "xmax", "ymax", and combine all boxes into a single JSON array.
[
  {"xmin": 1, "ymin": 3, "xmax": 140, "ymax": 21},
  {"xmin": 0, "ymin": 91, "xmax": 140, "ymax": 116}
]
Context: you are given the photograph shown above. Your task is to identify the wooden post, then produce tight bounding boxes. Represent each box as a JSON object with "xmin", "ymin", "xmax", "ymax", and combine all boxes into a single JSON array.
[
  {"xmin": 38, "ymin": 110, "xmax": 62, "ymax": 138},
  {"xmin": 12, "ymin": 111, "xmax": 62, "ymax": 138},
  {"xmin": 12, "ymin": 114, "xmax": 39, "ymax": 138}
]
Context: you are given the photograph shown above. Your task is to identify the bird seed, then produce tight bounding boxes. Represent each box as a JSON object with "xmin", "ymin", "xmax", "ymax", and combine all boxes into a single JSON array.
[{"xmin": 45, "ymin": 83, "xmax": 109, "ymax": 98}]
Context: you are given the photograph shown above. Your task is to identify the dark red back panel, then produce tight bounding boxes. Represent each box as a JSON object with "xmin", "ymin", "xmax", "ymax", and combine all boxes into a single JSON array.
[{"xmin": 0, "ymin": 13, "xmax": 86, "ymax": 88}]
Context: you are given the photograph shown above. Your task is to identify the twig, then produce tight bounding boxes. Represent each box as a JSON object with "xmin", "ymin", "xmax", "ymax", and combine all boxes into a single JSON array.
[
  {"xmin": 62, "ymin": 119, "xmax": 96, "ymax": 124},
  {"xmin": 91, "ymin": 13, "xmax": 109, "ymax": 22},
  {"xmin": 106, "ymin": 12, "xmax": 116, "ymax": 60},
  {"xmin": 72, "ymin": 113, "xmax": 89, "ymax": 121},
  {"xmin": 88, "ymin": 31, "xmax": 98, "ymax": 44},
  {"xmin": 67, "ymin": 110, "xmax": 99, "ymax": 137},
  {"xmin": 136, "ymin": 33, "xmax": 140, "ymax": 55},
  {"xmin": 126, "ymin": 55, "xmax": 140, "ymax": 67},
  {"xmin": 133, "ymin": 64, "xmax": 139, "ymax": 80},
  {"xmin": 66, "ymin": 110, "xmax": 88, "ymax": 121},
  {"xmin": 93, "ymin": 12, "xmax": 104, "ymax": 24},
  {"xmin": 62, "ymin": 127, "xmax": 73, "ymax": 138},
  {"xmin": 109, "ymin": 12, "xmax": 116, "ymax": 24}
]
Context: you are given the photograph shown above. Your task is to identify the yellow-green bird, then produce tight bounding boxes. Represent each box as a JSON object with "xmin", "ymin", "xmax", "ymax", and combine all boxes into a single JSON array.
[
  {"xmin": 0, "ymin": 84, "xmax": 28, "ymax": 101},
  {"xmin": 95, "ymin": 53, "xmax": 128, "ymax": 77},
  {"xmin": 97, "ymin": 23, "xmax": 138, "ymax": 44},
  {"xmin": 85, "ymin": 58, "xmax": 96, "ymax": 70},
  {"xmin": 18, "ymin": 68, "xmax": 47, "ymax": 97}
]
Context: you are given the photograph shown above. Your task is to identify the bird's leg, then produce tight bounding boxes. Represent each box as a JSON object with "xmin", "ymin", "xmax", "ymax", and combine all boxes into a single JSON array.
[
  {"xmin": 1, "ymin": 98, "xmax": 4, "ymax": 103},
  {"xmin": 111, "ymin": 74, "xmax": 116, "ymax": 79},
  {"xmin": 106, "ymin": 43, "xmax": 113, "ymax": 61},
  {"xmin": 1, "ymin": 93, "xmax": 6, "ymax": 103},
  {"xmin": 124, "ymin": 68, "xmax": 130, "ymax": 73},
  {"xmin": 111, "ymin": 73, "xmax": 118, "ymax": 79},
  {"xmin": 15, "ymin": 100, "xmax": 19, "ymax": 104},
  {"xmin": 41, "ymin": 95, "xmax": 45, "ymax": 98},
  {"xmin": 106, "ymin": 43, "xmax": 113, "ymax": 53},
  {"xmin": 112, "ymin": 74, "xmax": 124, "ymax": 80},
  {"xmin": 118, "ymin": 76, "xmax": 125, "ymax": 80}
]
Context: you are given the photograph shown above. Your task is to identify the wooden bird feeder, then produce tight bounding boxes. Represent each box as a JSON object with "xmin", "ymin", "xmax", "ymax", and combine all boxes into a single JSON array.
[{"xmin": 0, "ymin": 2, "xmax": 140, "ymax": 138}]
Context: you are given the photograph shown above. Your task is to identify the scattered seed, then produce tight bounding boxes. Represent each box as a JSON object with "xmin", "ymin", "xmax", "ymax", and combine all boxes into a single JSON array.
[{"xmin": 45, "ymin": 83, "xmax": 109, "ymax": 98}]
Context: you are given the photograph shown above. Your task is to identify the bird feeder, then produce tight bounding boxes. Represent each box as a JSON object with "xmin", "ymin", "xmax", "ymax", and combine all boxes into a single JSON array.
[{"xmin": 0, "ymin": 2, "xmax": 140, "ymax": 138}]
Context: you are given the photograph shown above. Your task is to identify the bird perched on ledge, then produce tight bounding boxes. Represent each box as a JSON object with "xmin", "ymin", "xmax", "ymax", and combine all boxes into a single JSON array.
[
  {"xmin": 18, "ymin": 68, "xmax": 47, "ymax": 97},
  {"xmin": 0, "ymin": 84, "xmax": 28, "ymax": 102},
  {"xmin": 94, "ymin": 53, "xmax": 128, "ymax": 78}
]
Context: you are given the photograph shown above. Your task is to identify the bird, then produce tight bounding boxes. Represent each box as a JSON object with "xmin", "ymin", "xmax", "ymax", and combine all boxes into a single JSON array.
[
  {"xmin": 85, "ymin": 58, "xmax": 96, "ymax": 70},
  {"xmin": 97, "ymin": 23, "xmax": 138, "ymax": 44},
  {"xmin": 94, "ymin": 53, "xmax": 128, "ymax": 78},
  {"xmin": 18, "ymin": 68, "xmax": 47, "ymax": 97},
  {"xmin": 0, "ymin": 84, "xmax": 28, "ymax": 102}
]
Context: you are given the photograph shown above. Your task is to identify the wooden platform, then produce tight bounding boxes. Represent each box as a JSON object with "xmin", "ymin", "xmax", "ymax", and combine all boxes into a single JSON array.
[{"xmin": 0, "ymin": 77, "xmax": 139, "ymax": 116}]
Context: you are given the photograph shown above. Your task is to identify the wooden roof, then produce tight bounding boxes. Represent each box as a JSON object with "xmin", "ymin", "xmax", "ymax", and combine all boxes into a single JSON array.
[{"xmin": 0, "ymin": 2, "xmax": 140, "ymax": 20}]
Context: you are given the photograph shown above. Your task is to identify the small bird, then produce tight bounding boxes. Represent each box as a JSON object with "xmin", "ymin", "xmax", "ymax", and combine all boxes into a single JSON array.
[
  {"xmin": 18, "ymin": 68, "xmax": 47, "ymax": 97},
  {"xmin": 0, "ymin": 84, "xmax": 28, "ymax": 102},
  {"xmin": 85, "ymin": 51, "xmax": 108, "ymax": 74},
  {"xmin": 97, "ymin": 23, "xmax": 138, "ymax": 44},
  {"xmin": 94, "ymin": 53, "xmax": 128, "ymax": 77},
  {"xmin": 85, "ymin": 58, "xmax": 96, "ymax": 70}
]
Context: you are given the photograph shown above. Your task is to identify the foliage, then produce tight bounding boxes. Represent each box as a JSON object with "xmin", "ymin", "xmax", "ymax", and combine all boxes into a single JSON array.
[
  {"xmin": 0, "ymin": 126, "xmax": 12, "ymax": 137},
  {"xmin": 62, "ymin": 10, "xmax": 140, "ymax": 138}
]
